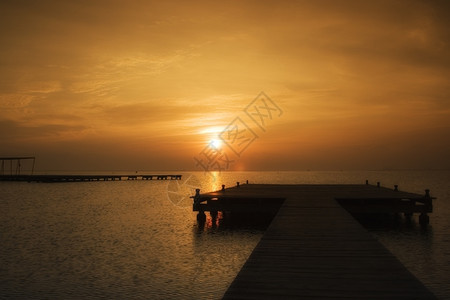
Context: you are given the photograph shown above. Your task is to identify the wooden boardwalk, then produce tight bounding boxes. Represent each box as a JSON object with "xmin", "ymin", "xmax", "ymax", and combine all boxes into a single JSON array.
[
  {"xmin": 196, "ymin": 184, "xmax": 436, "ymax": 299},
  {"xmin": 0, "ymin": 174, "xmax": 182, "ymax": 182}
]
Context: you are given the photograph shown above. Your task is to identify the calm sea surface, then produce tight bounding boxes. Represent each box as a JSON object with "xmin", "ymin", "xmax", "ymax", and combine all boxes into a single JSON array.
[{"xmin": 1, "ymin": 171, "xmax": 450, "ymax": 299}]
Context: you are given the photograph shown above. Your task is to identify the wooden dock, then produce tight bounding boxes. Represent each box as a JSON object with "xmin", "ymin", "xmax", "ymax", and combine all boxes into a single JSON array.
[
  {"xmin": 0, "ymin": 174, "xmax": 182, "ymax": 183},
  {"xmin": 193, "ymin": 183, "xmax": 436, "ymax": 299}
]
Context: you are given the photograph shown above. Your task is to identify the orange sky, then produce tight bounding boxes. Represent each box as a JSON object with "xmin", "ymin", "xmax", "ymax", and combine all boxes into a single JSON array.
[{"xmin": 1, "ymin": 0, "xmax": 449, "ymax": 171}]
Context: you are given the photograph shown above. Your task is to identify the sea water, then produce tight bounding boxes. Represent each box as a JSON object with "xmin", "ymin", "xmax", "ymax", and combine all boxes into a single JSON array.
[{"xmin": 1, "ymin": 171, "xmax": 449, "ymax": 299}]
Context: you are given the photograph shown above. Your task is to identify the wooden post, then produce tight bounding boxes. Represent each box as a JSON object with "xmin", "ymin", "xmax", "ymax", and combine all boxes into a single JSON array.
[
  {"xmin": 193, "ymin": 188, "xmax": 201, "ymax": 205},
  {"xmin": 404, "ymin": 212, "xmax": 412, "ymax": 220},
  {"xmin": 222, "ymin": 184, "xmax": 225, "ymax": 191},
  {"xmin": 197, "ymin": 211, "xmax": 206, "ymax": 223},
  {"xmin": 377, "ymin": 182, "xmax": 380, "ymax": 188},
  {"xmin": 394, "ymin": 185, "xmax": 398, "ymax": 191},
  {"xmin": 423, "ymin": 189, "xmax": 433, "ymax": 211},
  {"xmin": 16, "ymin": 159, "xmax": 20, "ymax": 175},
  {"xmin": 365, "ymin": 180, "xmax": 369, "ymax": 185},
  {"xmin": 31, "ymin": 157, "xmax": 35, "ymax": 175},
  {"xmin": 419, "ymin": 213, "xmax": 429, "ymax": 226},
  {"xmin": 192, "ymin": 188, "xmax": 202, "ymax": 213},
  {"xmin": 237, "ymin": 182, "xmax": 240, "ymax": 187}
]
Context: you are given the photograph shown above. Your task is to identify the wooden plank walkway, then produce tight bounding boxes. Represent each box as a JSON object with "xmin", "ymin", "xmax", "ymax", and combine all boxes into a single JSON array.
[
  {"xmin": 0, "ymin": 174, "xmax": 182, "ymax": 182},
  {"xmin": 197, "ymin": 184, "xmax": 436, "ymax": 299}
]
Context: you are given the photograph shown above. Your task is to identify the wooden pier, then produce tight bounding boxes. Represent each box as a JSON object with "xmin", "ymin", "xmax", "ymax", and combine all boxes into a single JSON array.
[
  {"xmin": 193, "ymin": 183, "xmax": 436, "ymax": 299},
  {"xmin": 0, "ymin": 174, "xmax": 182, "ymax": 183}
]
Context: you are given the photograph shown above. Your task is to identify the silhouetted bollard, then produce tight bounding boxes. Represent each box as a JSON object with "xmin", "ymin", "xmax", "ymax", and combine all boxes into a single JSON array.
[
  {"xmin": 193, "ymin": 188, "xmax": 205, "ymax": 223},
  {"xmin": 394, "ymin": 185, "xmax": 398, "ymax": 191},
  {"xmin": 222, "ymin": 184, "xmax": 225, "ymax": 191},
  {"xmin": 365, "ymin": 180, "xmax": 369, "ymax": 185},
  {"xmin": 425, "ymin": 189, "xmax": 430, "ymax": 198},
  {"xmin": 193, "ymin": 189, "xmax": 200, "ymax": 204},
  {"xmin": 377, "ymin": 182, "xmax": 380, "ymax": 188},
  {"xmin": 246, "ymin": 180, "xmax": 249, "ymax": 184},
  {"xmin": 237, "ymin": 182, "xmax": 240, "ymax": 187}
]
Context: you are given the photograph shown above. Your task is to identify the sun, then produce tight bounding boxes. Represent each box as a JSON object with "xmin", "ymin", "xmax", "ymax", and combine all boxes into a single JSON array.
[{"xmin": 209, "ymin": 139, "xmax": 222, "ymax": 150}]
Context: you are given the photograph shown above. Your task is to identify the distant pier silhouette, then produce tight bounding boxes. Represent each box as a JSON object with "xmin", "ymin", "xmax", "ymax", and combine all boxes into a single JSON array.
[{"xmin": 0, "ymin": 174, "xmax": 182, "ymax": 182}]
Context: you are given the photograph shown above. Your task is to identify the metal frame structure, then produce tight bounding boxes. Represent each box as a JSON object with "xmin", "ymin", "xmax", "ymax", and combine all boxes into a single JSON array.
[{"xmin": 0, "ymin": 157, "xmax": 35, "ymax": 175}]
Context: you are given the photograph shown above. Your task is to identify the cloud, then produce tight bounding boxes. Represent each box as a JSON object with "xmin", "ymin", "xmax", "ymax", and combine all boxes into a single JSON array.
[
  {"xmin": 0, "ymin": 94, "xmax": 34, "ymax": 109},
  {"xmin": 0, "ymin": 118, "xmax": 88, "ymax": 143},
  {"xmin": 18, "ymin": 80, "xmax": 62, "ymax": 94},
  {"xmin": 67, "ymin": 52, "xmax": 189, "ymax": 97}
]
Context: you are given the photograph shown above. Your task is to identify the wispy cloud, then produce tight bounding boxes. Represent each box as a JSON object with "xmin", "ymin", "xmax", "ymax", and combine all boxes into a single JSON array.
[{"xmin": 1, "ymin": 0, "xmax": 449, "ymax": 169}]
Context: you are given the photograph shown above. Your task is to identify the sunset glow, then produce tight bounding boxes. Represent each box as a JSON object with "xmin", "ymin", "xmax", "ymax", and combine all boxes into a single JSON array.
[
  {"xmin": 0, "ymin": 1, "xmax": 449, "ymax": 171},
  {"xmin": 209, "ymin": 139, "xmax": 222, "ymax": 150}
]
